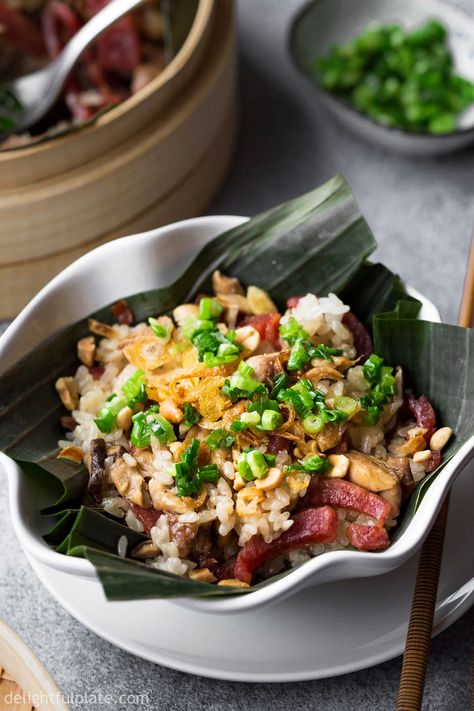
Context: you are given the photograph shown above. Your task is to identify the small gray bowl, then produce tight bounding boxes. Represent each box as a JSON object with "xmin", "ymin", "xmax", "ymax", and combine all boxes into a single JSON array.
[{"xmin": 290, "ymin": 0, "xmax": 474, "ymax": 155}]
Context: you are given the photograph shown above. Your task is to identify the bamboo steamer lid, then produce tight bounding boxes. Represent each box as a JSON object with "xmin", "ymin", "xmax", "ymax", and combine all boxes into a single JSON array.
[
  {"xmin": 0, "ymin": 0, "xmax": 237, "ymax": 317},
  {"xmin": 0, "ymin": 620, "xmax": 69, "ymax": 710}
]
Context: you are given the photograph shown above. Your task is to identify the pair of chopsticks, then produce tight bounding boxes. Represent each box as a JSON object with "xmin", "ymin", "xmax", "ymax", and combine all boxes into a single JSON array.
[{"xmin": 395, "ymin": 233, "xmax": 474, "ymax": 711}]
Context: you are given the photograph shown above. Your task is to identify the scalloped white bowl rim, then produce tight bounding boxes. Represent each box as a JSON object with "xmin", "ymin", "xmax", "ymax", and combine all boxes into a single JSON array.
[{"xmin": 2, "ymin": 214, "xmax": 474, "ymax": 615}]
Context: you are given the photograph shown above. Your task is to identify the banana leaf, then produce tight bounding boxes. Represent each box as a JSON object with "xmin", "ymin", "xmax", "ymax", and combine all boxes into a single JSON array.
[{"xmin": 1, "ymin": 174, "xmax": 473, "ymax": 600}]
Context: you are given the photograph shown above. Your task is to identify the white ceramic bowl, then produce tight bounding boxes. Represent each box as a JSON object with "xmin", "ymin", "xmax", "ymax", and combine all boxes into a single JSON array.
[
  {"xmin": 290, "ymin": 0, "xmax": 474, "ymax": 155},
  {"xmin": 2, "ymin": 215, "xmax": 474, "ymax": 615}
]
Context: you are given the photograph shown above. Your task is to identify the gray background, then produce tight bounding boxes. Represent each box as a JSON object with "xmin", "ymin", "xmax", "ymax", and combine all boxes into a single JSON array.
[{"xmin": 2, "ymin": 0, "xmax": 474, "ymax": 708}]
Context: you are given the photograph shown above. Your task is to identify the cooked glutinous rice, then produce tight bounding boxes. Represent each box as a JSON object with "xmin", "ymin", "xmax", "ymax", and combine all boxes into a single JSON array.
[{"xmin": 55, "ymin": 273, "xmax": 450, "ymax": 587}]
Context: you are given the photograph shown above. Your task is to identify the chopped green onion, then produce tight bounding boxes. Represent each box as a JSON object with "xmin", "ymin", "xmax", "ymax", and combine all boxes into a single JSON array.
[
  {"xmin": 148, "ymin": 317, "xmax": 168, "ymax": 339},
  {"xmin": 187, "ymin": 318, "xmax": 242, "ymax": 367},
  {"xmin": 302, "ymin": 413, "xmax": 325, "ymax": 434},
  {"xmin": 121, "ymin": 369, "xmax": 147, "ymax": 407},
  {"xmin": 182, "ymin": 318, "xmax": 214, "ymax": 339},
  {"xmin": 198, "ymin": 297, "xmax": 223, "ymax": 320},
  {"xmin": 333, "ymin": 396, "xmax": 359, "ymax": 417},
  {"xmin": 95, "ymin": 394, "xmax": 127, "ymax": 433},
  {"xmin": 230, "ymin": 420, "xmax": 249, "ymax": 433},
  {"xmin": 288, "ymin": 338, "xmax": 311, "ymax": 371},
  {"xmin": 292, "ymin": 380, "xmax": 317, "ymax": 409},
  {"xmin": 206, "ymin": 429, "xmax": 235, "ymax": 450},
  {"xmin": 270, "ymin": 372, "xmax": 290, "ymax": 399},
  {"xmin": 222, "ymin": 361, "xmax": 267, "ymax": 401},
  {"xmin": 299, "ymin": 455, "xmax": 330, "ymax": 475},
  {"xmin": 261, "ymin": 409, "xmax": 284, "ymax": 431},
  {"xmin": 130, "ymin": 411, "xmax": 150, "ymax": 448},
  {"xmin": 197, "ymin": 464, "xmax": 219, "ymax": 482},
  {"xmin": 175, "ymin": 462, "xmax": 201, "ymax": 497},
  {"xmin": 315, "ymin": 19, "xmax": 474, "ymax": 135},
  {"xmin": 310, "ymin": 344, "xmax": 343, "ymax": 360},
  {"xmin": 183, "ymin": 403, "xmax": 201, "ymax": 426},
  {"xmin": 277, "ymin": 387, "xmax": 312, "ymax": 419},
  {"xmin": 279, "ymin": 317, "xmax": 308, "ymax": 345},
  {"xmin": 363, "ymin": 354, "xmax": 384, "ymax": 385},
  {"xmin": 240, "ymin": 411, "xmax": 261, "ymax": 426},
  {"xmin": 238, "ymin": 454, "xmax": 254, "ymax": 481},
  {"xmin": 360, "ymin": 355, "xmax": 396, "ymax": 425},
  {"xmin": 148, "ymin": 414, "xmax": 176, "ymax": 444},
  {"xmin": 130, "ymin": 408, "xmax": 176, "ymax": 448},
  {"xmin": 182, "ymin": 438, "xmax": 200, "ymax": 468},
  {"xmin": 173, "ymin": 439, "xmax": 218, "ymax": 496},
  {"xmin": 247, "ymin": 398, "xmax": 280, "ymax": 415},
  {"xmin": 244, "ymin": 450, "xmax": 269, "ymax": 479}
]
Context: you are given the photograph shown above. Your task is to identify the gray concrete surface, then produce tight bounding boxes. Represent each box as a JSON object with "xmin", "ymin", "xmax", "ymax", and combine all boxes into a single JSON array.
[{"xmin": 2, "ymin": 0, "xmax": 474, "ymax": 708}]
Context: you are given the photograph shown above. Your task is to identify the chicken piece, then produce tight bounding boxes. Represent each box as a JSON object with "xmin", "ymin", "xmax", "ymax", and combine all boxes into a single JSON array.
[
  {"xmin": 245, "ymin": 353, "xmax": 284, "ymax": 383},
  {"xmin": 88, "ymin": 318, "xmax": 116, "ymax": 339},
  {"xmin": 346, "ymin": 450, "xmax": 399, "ymax": 492},
  {"xmin": 212, "ymin": 270, "xmax": 244, "ymax": 295},
  {"xmin": 133, "ymin": 448, "xmax": 155, "ymax": 475},
  {"xmin": 380, "ymin": 483, "xmax": 402, "ymax": 518},
  {"xmin": 216, "ymin": 293, "xmax": 252, "ymax": 314},
  {"xmin": 77, "ymin": 336, "xmax": 95, "ymax": 367},
  {"xmin": 148, "ymin": 479, "xmax": 207, "ymax": 513},
  {"xmin": 55, "ymin": 376, "xmax": 78, "ymax": 411},
  {"xmin": 110, "ymin": 457, "xmax": 151, "ymax": 508}
]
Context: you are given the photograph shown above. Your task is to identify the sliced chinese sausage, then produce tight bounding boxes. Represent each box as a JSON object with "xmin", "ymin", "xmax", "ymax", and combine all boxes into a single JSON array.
[
  {"xmin": 425, "ymin": 449, "xmax": 442, "ymax": 473},
  {"xmin": 130, "ymin": 503, "xmax": 160, "ymax": 534},
  {"xmin": 304, "ymin": 477, "xmax": 391, "ymax": 526},
  {"xmin": 346, "ymin": 523, "xmax": 390, "ymax": 551},
  {"xmin": 342, "ymin": 312, "xmax": 373, "ymax": 359},
  {"xmin": 345, "ymin": 451, "xmax": 399, "ymax": 492},
  {"xmin": 233, "ymin": 506, "xmax": 338, "ymax": 584},
  {"xmin": 240, "ymin": 313, "xmax": 281, "ymax": 350},
  {"xmin": 407, "ymin": 393, "xmax": 437, "ymax": 442}
]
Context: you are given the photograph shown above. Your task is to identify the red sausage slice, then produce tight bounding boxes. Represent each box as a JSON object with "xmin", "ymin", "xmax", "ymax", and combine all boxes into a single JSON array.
[
  {"xmin": 304, "ymin": 477, "xmax": 391, "ymax": 526},
  {"xmin": 347, "ymin": 522, "xmax": 390, "ymax": 551},
  {"xmin": 233, "ymin": 506, "xmax": 338, "ymax": 584}
]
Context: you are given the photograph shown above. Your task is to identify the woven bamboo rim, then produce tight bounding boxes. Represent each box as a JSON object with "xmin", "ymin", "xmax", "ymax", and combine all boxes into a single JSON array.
[
  {"xmin": 0, "ymin": 666, "xmax": 36, "ymax": 711},
  {"xmin": 396, "ymin": 231, "xmax": 474, "ymax": 711},
  {"xmin": 0, "ymin": 620, "xmax": 69, "ymax": 711}
]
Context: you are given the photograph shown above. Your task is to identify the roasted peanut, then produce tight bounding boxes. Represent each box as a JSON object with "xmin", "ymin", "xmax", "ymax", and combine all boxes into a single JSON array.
[
  {"xmin": 430, "ymin": 427, "xmax": 453, "ymax": 452},
  {"xmin": 327, "ymin": 454, "xmax": 350, "ymax": 478},
  {"xmin": 255, "ymin": 467, "xmax": 284, "ymax": 490}
]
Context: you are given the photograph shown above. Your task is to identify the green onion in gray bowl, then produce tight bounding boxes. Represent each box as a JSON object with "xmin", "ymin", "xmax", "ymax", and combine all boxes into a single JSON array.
[{"xmin": 290, "ymin": 0, "xmax": 474, "ymax": 155}]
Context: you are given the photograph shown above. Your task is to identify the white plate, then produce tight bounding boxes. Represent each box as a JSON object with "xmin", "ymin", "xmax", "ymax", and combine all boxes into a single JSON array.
[{"xmin": 26, "ymin": 454, "xmax": 474, "ymax": 682}]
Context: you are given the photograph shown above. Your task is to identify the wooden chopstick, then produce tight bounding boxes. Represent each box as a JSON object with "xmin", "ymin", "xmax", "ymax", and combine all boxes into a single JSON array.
[{"xmin": 395, "ymin": 231, "xmax": 474, "ymax": 711}]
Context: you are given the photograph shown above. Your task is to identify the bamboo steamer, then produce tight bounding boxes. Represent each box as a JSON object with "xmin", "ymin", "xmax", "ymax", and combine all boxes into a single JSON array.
[
  {"xmin": 0, "ymin": 0, "xmax": 216, "ymax": 188},
  {"xmin": 0, "ymin": 0, "xmax": 236, "ymax": 317},
  {"xmin": 0, "ymin": 620, "xmax": 69, "ymax": 710},
  {"xmin": 0, "ymin": 106, "xmax": 237, "ymax": 316}
]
